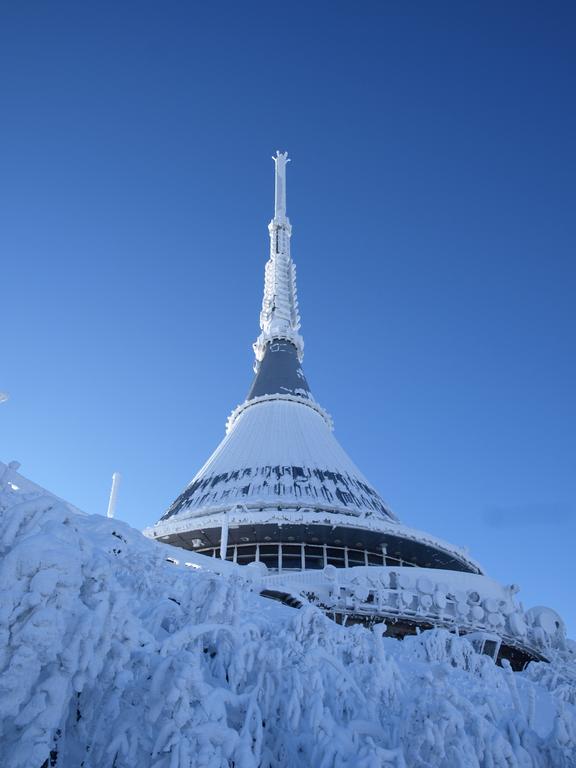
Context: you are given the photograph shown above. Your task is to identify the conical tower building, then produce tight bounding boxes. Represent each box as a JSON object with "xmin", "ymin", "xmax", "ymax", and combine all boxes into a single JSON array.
[{"xmin": 146, "ymin": 153, "xmax": 570, "ymax": 670}]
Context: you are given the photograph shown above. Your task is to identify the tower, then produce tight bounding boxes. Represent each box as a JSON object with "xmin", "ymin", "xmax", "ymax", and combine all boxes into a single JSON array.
[{"xmin": 146, "ymin": 154, "xmax": 570, "ymax": 670}]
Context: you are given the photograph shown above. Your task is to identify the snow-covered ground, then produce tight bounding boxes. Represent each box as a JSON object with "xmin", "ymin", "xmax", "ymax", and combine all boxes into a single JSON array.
[{"xmin": 1, "ymin": 475, "xmax": 575, "ymax": 767}]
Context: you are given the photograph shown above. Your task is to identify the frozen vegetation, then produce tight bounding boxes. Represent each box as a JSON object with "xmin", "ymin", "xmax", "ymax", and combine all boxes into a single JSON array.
[{"xmin": 1, "ymin": 479, "xmax": 575, "ymax": 767}]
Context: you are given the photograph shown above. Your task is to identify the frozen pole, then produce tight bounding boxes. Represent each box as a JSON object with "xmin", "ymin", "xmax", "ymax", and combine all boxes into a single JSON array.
[
  {"xmin": 107, "ymin": 472, "xmax": 121, "ymax": 518},
  {"xmin": 219, "ymin": 511, "xmax": 229, "ymax": 560}
]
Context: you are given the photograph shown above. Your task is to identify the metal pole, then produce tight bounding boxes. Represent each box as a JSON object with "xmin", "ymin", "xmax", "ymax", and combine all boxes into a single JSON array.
[{"xmin": 107, "ymin": 472, "xmax": 121, "ymax": 518}]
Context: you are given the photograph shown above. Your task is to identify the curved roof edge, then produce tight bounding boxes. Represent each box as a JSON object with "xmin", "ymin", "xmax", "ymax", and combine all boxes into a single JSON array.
[
  {"xmin": 144, "ymin": 504, "xmax": 482, "ymax": 575},
  {"xmin": 227, "ymin": 393, "xmax": 333, "ymax": 434}
]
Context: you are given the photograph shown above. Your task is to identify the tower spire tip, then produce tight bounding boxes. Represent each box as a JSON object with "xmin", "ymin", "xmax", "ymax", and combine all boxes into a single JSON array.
[
  {"xmin": 272, "ymin": 150, "xmax": 289, "ymax": 220},
  {"xmin": 273, "ymin": 150, "xmax": 290, "ymax": 163}
]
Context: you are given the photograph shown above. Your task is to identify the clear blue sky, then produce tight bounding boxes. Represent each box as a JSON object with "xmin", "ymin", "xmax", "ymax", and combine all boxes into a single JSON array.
[{"xmin": 1, "ymin": 2, "xmax": 575, "ymax": 634}]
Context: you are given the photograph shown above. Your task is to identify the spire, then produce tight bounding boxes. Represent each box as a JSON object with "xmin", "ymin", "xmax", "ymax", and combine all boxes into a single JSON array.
[
  {"xmin": 274, "ymin": 149, "xmax": 289, "ymax": 221},
  {"xmin": 253, "ymin": 151, "xmax": 304, "ymax": 370}
]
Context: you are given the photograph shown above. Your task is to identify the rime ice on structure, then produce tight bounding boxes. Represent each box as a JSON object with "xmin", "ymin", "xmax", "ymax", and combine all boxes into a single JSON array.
[
  {"xmin": 253, "ymin": 150, "xmax": 304, "ymax": 369},
  {"xmin": 146, "ymin": 154, "xmax": 569, "ymax": 670}
]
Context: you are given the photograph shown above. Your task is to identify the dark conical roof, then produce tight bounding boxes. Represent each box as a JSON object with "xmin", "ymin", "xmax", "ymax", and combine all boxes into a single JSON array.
[{"xmin": 247, "ymin": 340, "xmax": 312, "ymax": 401}]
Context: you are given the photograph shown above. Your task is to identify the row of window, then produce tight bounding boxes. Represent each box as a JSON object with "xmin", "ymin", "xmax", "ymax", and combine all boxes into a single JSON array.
[{"xmin": 196, "ymin": 542, "xmax": 416, "ymax": 572}]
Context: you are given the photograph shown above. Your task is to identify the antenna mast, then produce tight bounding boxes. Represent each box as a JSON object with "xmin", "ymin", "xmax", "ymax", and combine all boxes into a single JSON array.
[
  {"xmin": 107, "ymin": 472, "xmax": 121, "ymax": 518},
  {"xmin": 253, "ymin": 151, "xmax": 304, "ymax": 370}
]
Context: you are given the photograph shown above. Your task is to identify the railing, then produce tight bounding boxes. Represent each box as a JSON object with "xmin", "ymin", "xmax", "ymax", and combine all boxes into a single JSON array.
[
  {"xmin": 196, "ymin": 541, "xmax": 419, "ymax": 571},
  {"xmin": 260, "ymin": 565, "xmax": 566, "ymax": 661}
]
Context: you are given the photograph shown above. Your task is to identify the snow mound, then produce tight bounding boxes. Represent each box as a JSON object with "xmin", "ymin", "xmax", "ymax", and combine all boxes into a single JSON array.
[{"xmin": 1, "ymin": 483, "xmax": 575, "ymax": 768}]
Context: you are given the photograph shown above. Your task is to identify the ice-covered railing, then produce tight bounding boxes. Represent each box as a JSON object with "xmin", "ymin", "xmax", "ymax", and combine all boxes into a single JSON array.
[{"xmin": 259, "ymin": 564, "xmax": 572, "ymax": 663}]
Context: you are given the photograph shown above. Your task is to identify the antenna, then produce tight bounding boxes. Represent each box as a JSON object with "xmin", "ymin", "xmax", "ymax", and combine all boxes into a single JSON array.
[
  {"xmin": 219, "ymin": 510, "xmax": 229, "ymax": 560},
  {"xmin": 107, "ymin": 472, "xmax": 121, "ymax": 518}
]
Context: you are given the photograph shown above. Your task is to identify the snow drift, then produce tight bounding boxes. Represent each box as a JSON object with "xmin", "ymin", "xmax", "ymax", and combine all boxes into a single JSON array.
[{"xmin": 1, "ymin": 481, "xmax": 575, "ymax": 768}]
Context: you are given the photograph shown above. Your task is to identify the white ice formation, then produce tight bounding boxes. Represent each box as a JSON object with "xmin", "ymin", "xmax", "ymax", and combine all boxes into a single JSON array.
[
  {"xmin": 1, "ymin": 471, "xmax": 575, "ymax": 768},
  {"xmin": 253, "ymin": 151, "xmax": 304, "ymax": 368}
]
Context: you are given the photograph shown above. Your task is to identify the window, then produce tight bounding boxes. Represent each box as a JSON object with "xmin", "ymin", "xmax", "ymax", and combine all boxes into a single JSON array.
[
  {"xmin": 258, "ymin": 544, "xmax": 278, "ymax": 556},
  {"xmin": 281, "ymin": 544, "xmax": 302, "ymax": 571},
  {"xmin": 258, "ymin": 544, "xmax": 279, "ymax": 571},
  {"xmin": 206, "ymin": 541, "xmax": 407, "ymax": 572},
  {"xmin": 197, "ymin": 547, "xmax": 216, "ymax": 557},
  {"xmin": 347, "ymin": 549, "xmax": 366, "ymax": 567},
  {"xmin": 483, "ymin": 640, "xmax": 498, "ymax": 659},
  {"xmin": 236, "ymin": 545, "xmax": 257, "ymax": 565},
  {"xmin": 305, "ymin": 545, "xmax": 325, "ymax": 569},
  {"xmin": 327, "ymin": 547, "xmax": 345, "ymax": 567}
]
